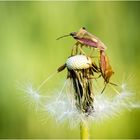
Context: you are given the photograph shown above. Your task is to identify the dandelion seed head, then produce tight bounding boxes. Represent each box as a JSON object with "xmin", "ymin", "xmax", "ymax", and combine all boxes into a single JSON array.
[
  {"xmin": 20, "ymin": 78, "xmax": 140, "ymax": 127},
  {"xmin": 44, "ymin": 86, "xmax": 140, "ymax": 127}
]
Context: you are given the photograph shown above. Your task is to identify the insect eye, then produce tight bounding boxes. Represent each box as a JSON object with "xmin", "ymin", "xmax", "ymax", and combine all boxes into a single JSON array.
[
  {"xmin": 70, "ymin": 32, "xmax": 76, "ymax": 36},
  {"xmin": 82, "ymin": 27, "xmax": 86, "ymax": 30}
]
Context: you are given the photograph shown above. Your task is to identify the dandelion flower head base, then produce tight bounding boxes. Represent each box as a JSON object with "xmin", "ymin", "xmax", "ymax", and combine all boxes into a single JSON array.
[{"xmin": 58, "ymin": 55, "xmax": 101, "ymax": 115}]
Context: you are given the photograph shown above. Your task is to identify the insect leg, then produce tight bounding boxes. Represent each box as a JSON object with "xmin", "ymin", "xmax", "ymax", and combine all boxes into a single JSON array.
[
  {"xmin": 71, "ymin": 45, "xmax": 76, "ymax": 55},
  {"xmin": 101, "ymin": 82, "xmax": 107, "ymax": 94},
  {"xmin": 108, "ymin": 84, "xmax": 120, "ymax": 94},
  {"xmin": 109, "ymin": 82, "xmax": 118, "ymax": 86},
  {"xmin": 71, "ymin": 42, "xmax": 79, "ymax": 55},
  {"xmin": 57, "ymin": 64, "xmax": 66, "ymax": 72},
  {"xmin": 78, "ymin": 44, "xmax": 86, "ymax": 55}
]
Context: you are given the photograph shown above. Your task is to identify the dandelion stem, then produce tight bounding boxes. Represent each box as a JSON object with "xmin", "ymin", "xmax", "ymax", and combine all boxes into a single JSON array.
[{"xmin": 80, "ymin": 121, "xmax": 89, "ymax": 140}]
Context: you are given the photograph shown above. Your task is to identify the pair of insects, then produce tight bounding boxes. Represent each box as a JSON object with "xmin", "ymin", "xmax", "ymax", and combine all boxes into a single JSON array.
[{"xmin": 57, "ymin": 27, "xmax": 116, "ymax": 93}]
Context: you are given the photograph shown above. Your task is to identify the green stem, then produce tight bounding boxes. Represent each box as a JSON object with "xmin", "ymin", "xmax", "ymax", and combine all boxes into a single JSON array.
[{"xmin": 80, "ymin": 121, "xmax": 89, "ymax": 140}]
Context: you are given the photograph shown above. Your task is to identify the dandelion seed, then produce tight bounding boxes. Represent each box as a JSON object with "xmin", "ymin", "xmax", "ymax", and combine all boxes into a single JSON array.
[
  {"xmin": 37, "ymin": 71, "xmax": 57, "ymax": 91},
  {"xmin": 18, "ymin": 82, "xmax": 49, "ymax": 111},
  {"xmin": 121, "ymin": 83, "xmax": 127, "ymax": 90},
  {"xmin": 23, "ymin": 83, "xmax": 42, "ymax": 110}
]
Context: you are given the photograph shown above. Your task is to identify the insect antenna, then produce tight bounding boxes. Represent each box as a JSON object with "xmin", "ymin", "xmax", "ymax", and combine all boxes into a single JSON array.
[{"xmin": 56, "ymin": 34, "xmax": 71, "ymax": 40}]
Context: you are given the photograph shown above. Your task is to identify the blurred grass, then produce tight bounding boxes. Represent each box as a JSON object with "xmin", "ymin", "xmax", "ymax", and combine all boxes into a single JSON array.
[{"xmin": 0, "ymin": 1, "xmax": 140, "ymax": 139}]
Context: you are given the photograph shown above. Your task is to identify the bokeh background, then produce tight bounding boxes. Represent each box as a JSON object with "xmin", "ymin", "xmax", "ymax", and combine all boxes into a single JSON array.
[{"xmin": 0, "ymin": 1, "xmax": 140, "ymax": 139}]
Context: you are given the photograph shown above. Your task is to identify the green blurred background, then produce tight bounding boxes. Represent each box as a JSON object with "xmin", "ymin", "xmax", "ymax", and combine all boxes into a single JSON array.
[{"xmin": 0, "ymin": 1, "xmax": 140, "ymax": 139}]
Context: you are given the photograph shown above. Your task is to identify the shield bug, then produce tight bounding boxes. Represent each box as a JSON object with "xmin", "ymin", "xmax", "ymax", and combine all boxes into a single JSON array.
[
  {"xmin": 57, "ymin": 27, "xmax": 107, "ymax": 55},
  {"xmin": 70, "ymin": 27, "xmax": 107, "ymax": 52}
]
